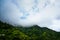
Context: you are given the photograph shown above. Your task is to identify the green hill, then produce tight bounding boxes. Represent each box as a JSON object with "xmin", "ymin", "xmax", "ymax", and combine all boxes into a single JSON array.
[{"xmin": 0, "ymin": 21, "xmax": 60, "ymax": 40}]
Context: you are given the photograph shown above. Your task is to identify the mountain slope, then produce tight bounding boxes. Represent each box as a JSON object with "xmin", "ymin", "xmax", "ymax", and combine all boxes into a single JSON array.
[{"xmin": 0, "ymin": 21, "xmax": 60, "ymax": 40}]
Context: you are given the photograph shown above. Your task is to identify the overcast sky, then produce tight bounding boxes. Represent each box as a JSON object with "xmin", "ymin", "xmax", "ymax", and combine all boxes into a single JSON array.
[{"xmin": 0, "ymin": 0, "xmax": 60, "ymax": 32}]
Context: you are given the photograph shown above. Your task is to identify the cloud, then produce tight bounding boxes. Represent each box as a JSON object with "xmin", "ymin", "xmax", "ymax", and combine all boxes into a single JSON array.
[
  {"xmin": 48, "ymin": 20, "xmax": 60, "ymax": 32},
  {"xmin": 0, "ymin": 0, "xmax": 60, "ymax": 32}
]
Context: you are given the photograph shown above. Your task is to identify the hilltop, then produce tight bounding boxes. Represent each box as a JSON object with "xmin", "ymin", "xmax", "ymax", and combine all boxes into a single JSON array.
[{"xmin": 0, "ymin": 21, "xmax": 60, "ymax": 40}]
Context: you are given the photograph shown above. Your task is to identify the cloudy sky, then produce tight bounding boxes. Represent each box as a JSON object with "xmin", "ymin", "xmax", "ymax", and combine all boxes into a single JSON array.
[{"xmin": 0, "ymin": 0, "xmax": 60, "ymax": 32}]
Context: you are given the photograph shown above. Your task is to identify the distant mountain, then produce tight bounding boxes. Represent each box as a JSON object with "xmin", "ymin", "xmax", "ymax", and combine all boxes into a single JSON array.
[{"xmin": 0, "ymin": 21, "xmax": 60, "ymax": 40}]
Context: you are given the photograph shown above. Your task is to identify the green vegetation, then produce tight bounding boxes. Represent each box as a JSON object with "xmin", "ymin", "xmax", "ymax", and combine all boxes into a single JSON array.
[{"xmin": 0, "ymin": 21, "xmax": 60, "ymax": 40}]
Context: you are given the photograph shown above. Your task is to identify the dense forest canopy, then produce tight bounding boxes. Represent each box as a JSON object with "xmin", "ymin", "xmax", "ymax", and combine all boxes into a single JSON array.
[{"xmin": 0, "ymin": 21, "xmax": 60, "ymax": 40}]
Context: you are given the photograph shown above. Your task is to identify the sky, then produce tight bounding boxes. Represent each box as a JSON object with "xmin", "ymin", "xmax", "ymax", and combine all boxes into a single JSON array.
[{"xmin": 0, "ymin": 0, "xmax": 60, "ymax": 32}]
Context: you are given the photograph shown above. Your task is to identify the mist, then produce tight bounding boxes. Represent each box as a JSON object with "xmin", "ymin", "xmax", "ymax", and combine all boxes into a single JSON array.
[{"xmin": 0, "ymin": 0, "xmax": 60, "ymax": 32}]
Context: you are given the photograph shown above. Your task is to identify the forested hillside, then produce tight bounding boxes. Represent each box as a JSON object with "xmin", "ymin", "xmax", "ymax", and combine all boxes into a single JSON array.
[{"xmin": 0, "ymin": 21, "xmax": 60, "ymax": 40}]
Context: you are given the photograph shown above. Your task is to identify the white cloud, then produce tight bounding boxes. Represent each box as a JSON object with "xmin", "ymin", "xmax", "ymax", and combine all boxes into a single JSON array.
[
  {"xmin": 0, "ymin": 0, "xmax": 60, "ymax": 32},
  {"xmin": 48, "ymin": 20, "xmax": 60, "ymax": 32}
]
